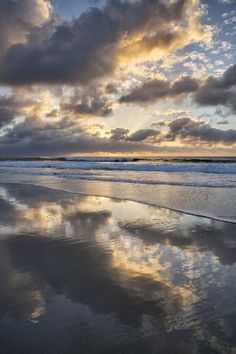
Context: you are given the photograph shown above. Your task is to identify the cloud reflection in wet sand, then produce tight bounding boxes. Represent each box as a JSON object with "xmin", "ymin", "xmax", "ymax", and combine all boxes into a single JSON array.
[{"xmin": 0, "ymin": 183, "xmax": 236, "ymax": 354}]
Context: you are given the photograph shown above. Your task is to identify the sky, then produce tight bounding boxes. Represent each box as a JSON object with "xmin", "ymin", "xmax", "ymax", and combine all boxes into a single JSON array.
[{"xmin": 0, "ymin": 0, "xmax": 235, "ymax": 157}]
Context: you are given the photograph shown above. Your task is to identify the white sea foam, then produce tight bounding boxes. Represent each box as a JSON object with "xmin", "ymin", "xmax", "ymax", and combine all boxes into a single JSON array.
[
  {"xmin": 0, "ymin": 159, "xmax": 236, "ymax": 174},
  {"xmin": 0, "ymin": 157, "xmax": 235, "ymax": 222}
]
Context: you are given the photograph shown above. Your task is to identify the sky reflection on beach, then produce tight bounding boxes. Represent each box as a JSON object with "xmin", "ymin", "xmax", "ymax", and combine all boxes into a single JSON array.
[{"xmin": 0, "ymin": 183, "xmax": 236, "ymax": 354}]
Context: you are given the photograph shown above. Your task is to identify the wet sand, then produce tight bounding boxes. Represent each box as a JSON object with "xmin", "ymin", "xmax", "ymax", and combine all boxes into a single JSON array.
[{"xmin": 0, "ymin": 183, "xmax": 236, "ymax": 354}]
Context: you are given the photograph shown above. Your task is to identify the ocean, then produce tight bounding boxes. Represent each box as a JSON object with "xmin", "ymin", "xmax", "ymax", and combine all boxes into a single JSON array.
[{"xmin": 0, "ymin": 156, "xmax": 236, "ymax": 222}]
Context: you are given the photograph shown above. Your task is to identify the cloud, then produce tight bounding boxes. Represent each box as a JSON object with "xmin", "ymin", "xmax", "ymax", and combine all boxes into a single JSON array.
[
  {"xmin": 109, "ymin": 127, "xmax": 160, "ymax": 142},
  {"xmin": 218, "ymin": 0, "xmax": 234, "ymax": 4},
  {"xmin": 120, "ymin": 64, "xmax": 236, "ymax": 114},
  {"xmin": 166, "ymin": 117, "xmax": 236, "ymax": 145},
  {"xmin": 0, "ymin": 83, "xmax": 235, "ymax": 157},
  {"xmin": 109, "ymin": 128, "xmax": 129, "ymax": 141},
  {"xmin": 0, "ymin": 95, "xmax": 19, "ymax": 128},
  {"xmin": 127, "ymin": 128, "xmax": 160, "ymax": 142},
  {"xmin": 109, "ymin": 128, "xmax": 160, "ymax": 143},
  {"xmin": 106, "ymin": 83, "xmax": 118, "ymax": 94},
  {"xmin": 120, "ymin": 79, "xmax": 170, "ymax": 103},
  {"xmin": 0, "ymin": 114, "xmax": 235, "ymax": 157},
  {"xmin": 119, "ymin": 76, "xmax": 199, "ymax": 103},
  {"xmin": 215, "ymin": 107, "xmax": 231, "ymax": 118},
  {"xmin": 217, "ymin": 120, "xmax": 228, "ymax": 125},
  {"xmin": 62, "ymin": 87, "xmax": 113, "ymax": 117},
  {"xmin": 171, "ymin": 76, "xmax": 199, "ymax": 95},
  {"xmin": 0, "ymin": 0, "xmax": 212, "ymax": 86},
  {"xmin": 0, "ymin": 113, "xmax": 162, "ymax": 157},
  {"xmin": 194, "ymin": 64, "xmax": 236, "ymax": 112},
  {"xmin": 0, "ymin": 89, "xmax": 45, "ymax": 128},
  {"xmin": 107, "ymin": 116, "xmax": 235, "ymax": 147},
  {"xmin": 0, "ymin": 0, "xmax": 234, "ymax": 158},
  {"xmin": 0, "ymin": 0, "xmax": 51, "ymax": 57}
]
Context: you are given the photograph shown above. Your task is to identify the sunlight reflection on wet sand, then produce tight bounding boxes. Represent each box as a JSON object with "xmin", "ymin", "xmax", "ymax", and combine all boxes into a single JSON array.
[{"xmin": 0, "ymin": 183, "xmax": 236, "ymax": 354}]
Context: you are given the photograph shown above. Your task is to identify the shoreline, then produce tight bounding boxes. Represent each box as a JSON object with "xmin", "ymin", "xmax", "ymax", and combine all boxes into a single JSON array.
[{"xmin": 1, "ymin": 180, "xmax": 236, "ymax": 225}]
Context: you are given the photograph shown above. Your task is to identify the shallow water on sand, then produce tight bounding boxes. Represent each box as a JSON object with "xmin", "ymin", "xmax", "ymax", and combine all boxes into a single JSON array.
[
  {"xmin": 0, "ymin": 158, "xmax": 236, "ymax": 222},
  {"xmin": 0, "ymin": 183, "xmax": 236, "ymax": 354}
]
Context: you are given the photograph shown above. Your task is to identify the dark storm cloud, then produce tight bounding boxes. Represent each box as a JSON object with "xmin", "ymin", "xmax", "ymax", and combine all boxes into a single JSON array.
[
  {"xmin": 0, "ymin": 95, "xmax": 19, "ymax": 128},
  {"xmin": 194, "ymin": 64, "xmax": 236, "ymax": 113},
  {"xmin": 0, "ymin": 0, "xmax": 189, "ymax": 86},
  {"xmin": 0, "ymin": 114, "xmax": 235, "ymax": 157},
  {"xmin": 62, "ymin": 88, "xmax": 112, "ymax": 117},
  {"xmin": 106, "ymin": 83, "xmax": 118, "ymax": 94},
  {"xmin": 120, "ymin": 64, "xmax": 236, "ymax": 114},
  {"xmin": 97, "ymin": 119, "xmax": 236, "ymax": 147},
  {"xmin": 166, "ymin": 117, "xmax": 236, "ymax": 144},
  {"xmin": 0, "ymin": 0, "xmax": 51, "ymax": 57},
  {"xmin": 120, "ymin": 79, "xmax": 170, "ymax": 103},
  {"xmin": 127, "ymin": 128, "xmax": 160, "ymax": 141},
  {"xmin": 109, "ymin": 127, "xmax": 160, "ymax": 142},
  {"xmin": 171, "ymin": 76, "xmax": 199, "ymax": 95},
  {"xmin": 110, "ymin": 128, "xmax": 129, "ymax": 141},
  {"xmin": 120, "ymin": 76, "xmax": 199, "ymax": 103},
  {"xmin": 108, "ymin": 118, "xmax": 236, "ymax": 145},
  {"xmin": 0, "ymin": 117, "xmax": 159, "ymax": 157}
]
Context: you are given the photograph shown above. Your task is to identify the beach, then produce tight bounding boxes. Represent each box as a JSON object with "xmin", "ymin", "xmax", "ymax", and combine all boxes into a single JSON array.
[
  {"xmin": 0, "ymin": 182, "xmax": 236, "ymax": 354},
  {"xmin": 0, "ymin": 0, "xmax": 236, "ymax": 352},
  {"xmin": 0, "ymin": 157, "xmax": 236, "ymax": 222}
]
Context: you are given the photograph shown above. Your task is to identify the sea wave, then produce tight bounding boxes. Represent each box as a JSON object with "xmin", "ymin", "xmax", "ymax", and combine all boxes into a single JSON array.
[
  {"xmin": 0, "ymin": 160, "xmax": 236, "ymax": 174},
  {"xmin": 0, "ymin": 164, "xmax": 236, "ymax": 189},
  {"xmin": 65, "ymin": 157, "xmax": 236, "ymax": 163}
]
